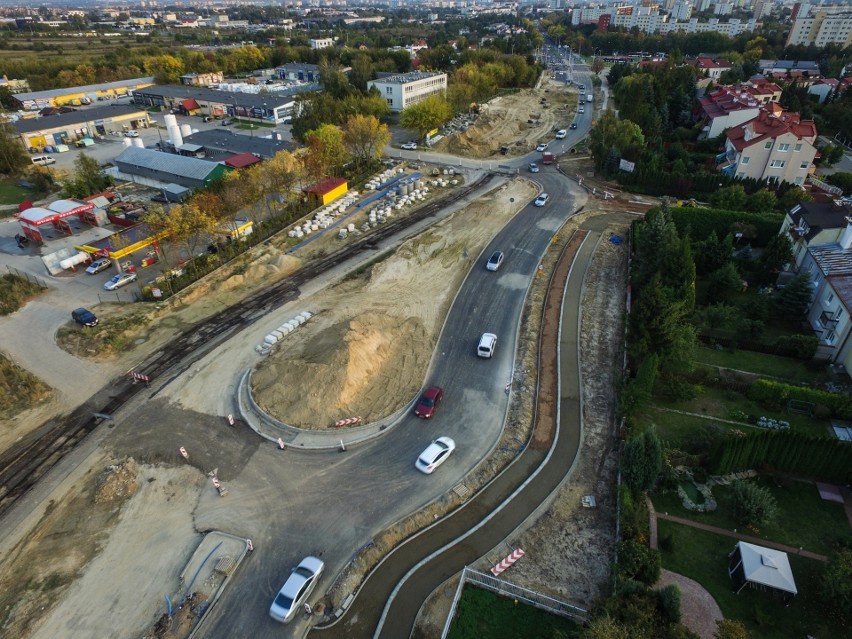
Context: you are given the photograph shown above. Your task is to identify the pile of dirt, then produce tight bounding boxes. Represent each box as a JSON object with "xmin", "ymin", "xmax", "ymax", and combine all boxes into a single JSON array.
[
  {"xmin": 147, "ymin": 592, "xmax": 208, "ymax": 639},
  {"xmin": 251, "ymin": 178, "xmax": 539, "ymax": 428},
  {"xmin": 94, "ymin": 457, "xmax": 139, "ymax": 505}
]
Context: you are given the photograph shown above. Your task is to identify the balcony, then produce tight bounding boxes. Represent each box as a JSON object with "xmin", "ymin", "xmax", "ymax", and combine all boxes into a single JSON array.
[{"xmin": 819, "ymin": 310, "xmax": 839, "ymax": 329}]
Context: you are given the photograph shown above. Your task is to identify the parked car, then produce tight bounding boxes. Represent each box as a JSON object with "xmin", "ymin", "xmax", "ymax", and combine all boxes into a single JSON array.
[
  {"xmin": 536, "ymin": 143, "xmax": 548, "ymax": 152},
  {"xmin": 555, "ymin": 129, "xmax": 567, "ymax": 139},
  {"xmin": 415, "ymin": 437, "xmax": 456, "ymax": 474},
  {"xmin": 86, "ymin": 258, "xmax": 112, "ymax": 275},
  {"xmin": 569, "ymin": 123, "xmax": 578, "ymax": 130},
  {"xmin": 71, "ymin": 307, "xmax": 98, "ymax": 327},
  {"xmin": 103, "ymin": 272, "xmax": 137, "ymax": 290},
  {"xmin": 528, "ymin": 162, "xmax": 539, "ymax": 173},
  {"xmin": 401, "ymin": 142, "xmax": 418, "ymax": 150},
  {"xmin": 269, "ymin": 556, "xmax": 324, "ymax": 623},
  {"xmin": 124, "ymin": 130, "xmax": 139, "ymax": 138},
  {"xmin": 486, "ymin": 251, "xmax": 505, "ymax": 272},
  {"xmin": 414, "ymin": 385, "xmax": 444, "ymax": 419},
  {"xmin": 578, "ymin": 107, "xmax": 585, "ymax": 114},
  {"xmin": 534, "ymin": 193, "xmax": 550, "ymax": 207},
  {"xmin": 477, "ymin": 333, "xmax": 498, "ymax": 358},
  {"xmin": 203, "ymin": 116, "xmax": 213, "ymax": 122}
]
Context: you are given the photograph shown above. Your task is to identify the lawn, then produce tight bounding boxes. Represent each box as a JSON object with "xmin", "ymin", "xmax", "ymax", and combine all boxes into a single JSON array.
[
  {"xmin": 694, "ymin": 346, "xmax": 832, "ymax": 386},
  {"xmin": 636, "ymin": 405, "xmax": 740, "ymax": 449},
  {"xmin": 656, "ymin": 385, "xmax": 830, "ymax": 438},
  {"xmin": 652, "ymin": 477, "xmax": 850, "ymax": 557},
  {"xmin": 0, "ymin": 178, "xmax": 31, "ymax": 208},
  {"xmin": 447, "ymin": 585, "xmax": 582, "ymax": 639},
  {"xmin": 657, "ymin": 520, "xmax": 845, "ymax": 639}
]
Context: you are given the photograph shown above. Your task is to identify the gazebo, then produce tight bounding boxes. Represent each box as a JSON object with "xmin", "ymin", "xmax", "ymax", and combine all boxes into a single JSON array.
[{"xmin": 728, "ymin": 542, "xmax": 797, "ymax": 603}]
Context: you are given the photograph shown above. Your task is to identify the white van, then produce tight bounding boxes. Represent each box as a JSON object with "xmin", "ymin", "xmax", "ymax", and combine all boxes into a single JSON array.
[
  {"xmin": 477, "ymin": 333, "xmax": 497, "ymax": 358},
  {"xmin": 32, "ymin": 155, "xmax": 56, "ymax": 166}
]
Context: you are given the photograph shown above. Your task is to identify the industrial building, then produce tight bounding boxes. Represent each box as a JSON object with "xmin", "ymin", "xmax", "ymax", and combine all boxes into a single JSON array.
[
  {"xmin": 12, "ymin": 104, "xmax": 151, "ymax": 151},
  {"xmin": 110, "ymin": 146, "xmax": 229, "ymax": 191},
  {"xmin": 11, "ymin": 77, "xmax": 155, "ymax": 111},
  {"xmin": 367, "ymin": 72, "xmax": 447, "ymax": 113},
  {"xmin": 181, "ymin": 129, "xmax": 292, "ymax": 160}
]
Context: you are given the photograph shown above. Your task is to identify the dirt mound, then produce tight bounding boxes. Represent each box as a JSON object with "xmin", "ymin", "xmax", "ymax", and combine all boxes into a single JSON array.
[
  {"xmin": 94, "ymin": 458, "xmax": 139, "ymax": 505},
  {"xmin": 252, "ymin": 313, "xmax": 428, "ymax": 427}
]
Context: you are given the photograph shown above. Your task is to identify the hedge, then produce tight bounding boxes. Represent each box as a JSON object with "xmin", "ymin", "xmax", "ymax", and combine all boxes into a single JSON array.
[
  {"xmin": 644, "ymin": 206, "xmax": 783, "ymax": 247},
  {"xmin": 711, "ymin": 430, "xmax": 852, "ymax": 482},
  {"xmin": 748, "ymin": 378, "xmax": 852, "ymax": 419},
  {"xmin": 697, "ymin": 334, "xmax": 818, "ymax": 361}
]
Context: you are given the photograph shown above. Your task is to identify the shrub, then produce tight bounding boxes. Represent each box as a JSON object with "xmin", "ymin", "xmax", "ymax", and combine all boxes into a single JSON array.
[
  {"xmin": 731, "ymin": 480, "xmax": 778, "ymax": 527},
  {"xmin": 821, "ymin": 548, "xmax": 852, "ymax": 621},
  {"xmin": 657, "ymin": 584, "xmax": 682, "ymax": 623},
  {"xmin": 748, "ymin": 378, "xmax": 852, "ymax": 418},
  {"xmin": 772, "ymin": 334, "xmax": 818, "ymax": 359},
  {"xmin": 659, "ymin": 533, "xmax": 674, "ymax": 553},
  {"xmin": 622, "ymin": 428, "xmax": 663, "ymax": 493},
  {"xmin": 657, "ymin": 375, "xmax": 697, "ymax": 401},
  {"xmin": 714, "ymin": 619, "xmax": 751, "ymax": 639},
  {"xmin": 617, "ymin": 540, "xmax": 661, "ymax": 586}
]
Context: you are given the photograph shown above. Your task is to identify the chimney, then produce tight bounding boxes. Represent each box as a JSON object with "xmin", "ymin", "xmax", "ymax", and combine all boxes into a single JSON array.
[{"xmin": 841, "ymin": 216, "xmax": 852, "ymax": 250}]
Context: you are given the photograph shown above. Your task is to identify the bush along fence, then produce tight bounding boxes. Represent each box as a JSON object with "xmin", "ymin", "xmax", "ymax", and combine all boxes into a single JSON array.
[
  {"xmin": 711, "ymin": 430, "xmax": 852, "ymax": 482},
  {"xmin": 748, "ymin": 378, "xmax": 852, "ymax": 420},
  {"xmin": 640, "ymin": 205, "xmax": 782, "ymax": 248},
  {"xmin": 696, "ymin": 334, "xmax": 819, "ymax": 361}
]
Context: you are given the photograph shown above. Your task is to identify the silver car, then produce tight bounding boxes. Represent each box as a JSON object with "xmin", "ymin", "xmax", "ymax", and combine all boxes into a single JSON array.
[
  {"xmin": 270, "ymin": 556, "xmax": 324, "ymax": 623},
  {"xmin": 85, "ymin": 258, "xmax": 112, "ymax": 275},
  {"xmin": 103, "ymin": 272, "xmax": 137, "ymax": 290}
]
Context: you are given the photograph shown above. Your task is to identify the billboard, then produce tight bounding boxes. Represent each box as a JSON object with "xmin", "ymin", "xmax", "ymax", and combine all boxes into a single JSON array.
[{"xmin": 619, "ymin": 159, "xmax": 635, "ymax": 173}]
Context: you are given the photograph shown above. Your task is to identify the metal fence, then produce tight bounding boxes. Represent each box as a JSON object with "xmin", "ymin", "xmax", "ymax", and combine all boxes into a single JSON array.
[
  {"xmin": 5, "ymin": 265, "xmax": 48, "ymax": 290},
  {"xmin": 441, "ymin": 567, "xmax": 588, "ymax": 637}
]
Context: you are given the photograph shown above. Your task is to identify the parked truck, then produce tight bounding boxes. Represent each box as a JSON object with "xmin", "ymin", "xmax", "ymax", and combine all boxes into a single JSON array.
[
  {"xmin": 542, "ymin": 152, "xmax": 555, "ymax": 165},
  {"xmin": 586, "ymin": 94, "xmax": 593, "ymax": 102}
]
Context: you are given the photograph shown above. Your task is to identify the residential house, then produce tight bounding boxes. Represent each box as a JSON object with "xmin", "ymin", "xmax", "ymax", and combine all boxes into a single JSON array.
[
  {"xmin": 690, "ymin": 55, "xmax": 734, "ymax": 80},
  {"xmin": 780, "ymin": 200, "xmax": 852, "ymax": 270},
  {"xmin": 722, "ymin": 104, "xmax": 818, "ymax": 186},
  {"xmin": 696, "ymin": 86, "xmax": 762, "ymax": 139},
  {"xmin": 808, "ymin": 78, "xmax": 839, "ymax": 104}
]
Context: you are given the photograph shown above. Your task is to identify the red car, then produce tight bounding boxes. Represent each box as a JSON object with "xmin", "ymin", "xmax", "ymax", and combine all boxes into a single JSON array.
[{"xmin": 414, "ymin": 386, "xmax": 444, "ymax": 418}]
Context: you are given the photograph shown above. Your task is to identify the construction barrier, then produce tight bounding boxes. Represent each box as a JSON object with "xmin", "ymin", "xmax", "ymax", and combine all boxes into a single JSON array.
[
  {"xmin": 491, "ymin": 548, "xmax": 525, "ymax": 576},
  {"xmin": 334, "ymin": 416, "xmax": 362, "ymax": 427}
]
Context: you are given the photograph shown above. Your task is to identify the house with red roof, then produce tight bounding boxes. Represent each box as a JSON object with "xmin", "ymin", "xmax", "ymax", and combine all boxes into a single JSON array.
[
  {"xmin": 696, "ymin": 78, "xmax": 786, "ymax": 138},
  {"xmin": 808, "ymin": 78, "xmax": 840, "ymax": 104},
  {"xmin": 721, "ymin": 105, "xmax": 818, "ymax": 186},
  {"xmin": 689, "ymin": 55, "xmax": 734, "ymax": 80}
]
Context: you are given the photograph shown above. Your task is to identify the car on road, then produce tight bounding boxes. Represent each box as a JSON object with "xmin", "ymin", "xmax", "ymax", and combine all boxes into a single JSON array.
[
  {"xmin": 401, "ymin": 142, "xmax": 418, "ymax": 150},
  {"xmin": 414, "ymin": 385, "xmax": 444, "ymax": 419},
  {"xmin": 535, "ymin": 143, "xmax": 548, "ymax": 152},
  {"xmin": 570, "ymin": 123, "xmax": 578, "ymax": 130},
  {"xmin": 528, "ymin": 162, "xmax": 539, "ymax": 173},
  {"xmin": 555, "ymin": 129, "xmax": 567, "ymax": 139},
  {"xmin": 124, "ymin": 130, "xmax": 139, "ymax": 138},
  {"xmin": 534, "ymin": 193, "xmax": 549, "ymax": 207},
  {"xmin": 221, "ymin": 119, "xmax": 233, "ymax": 126},
  {"xmin": 103, "ymin": 272, "xmax": 137, "ymax": 290},
  {"xmin": 486, "ymin": 251, "xmax": 505, "ymax": 272},
  {"xmin": 578, "ymin": 107, "xmax": 585, "ymax": 114},
  {"xmin": 85, "ymin": 258, "xmax": 112, "ymax": 275},
  {"xmin": 415, "ymin": 437, "xmax": 456, "ymax": 474},
  {"xmin": 579, "ymin": 99, "xmax": 585, "ymax": 105},
  {"xmin": 269, "ymin": 556, "xmax": 324, "ymax": 623},
  {"xmin": 477, "ymin": 332, "xmax": 498, "ymax": 358},
  {"xmin": 71, "ymin": 307, "xmax": 98, "ymax": 327}
]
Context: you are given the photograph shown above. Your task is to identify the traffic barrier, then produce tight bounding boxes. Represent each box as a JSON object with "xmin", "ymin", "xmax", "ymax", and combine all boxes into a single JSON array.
[
  {"xmin": 179, "ymin": 447, "xmax": 189, "ymax": 459},
  {"xmin": 227, "ymin": 414, "xmax": 235, "ymax": 426},
  {"xmin": 212, "ymin": 477, "xmax": 220, "ymax": 489},
  {"xmin": 334, "ymin": 416, "xmax": 362, "ymax": 427},
  {"xmin": 491, "ymin": 548, "xmax": 525, "ymax": 576}
]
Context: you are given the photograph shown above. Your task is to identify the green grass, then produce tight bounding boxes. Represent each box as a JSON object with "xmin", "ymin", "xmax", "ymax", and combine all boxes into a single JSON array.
[
  {"xmin": 657, "ymin": 520, "xmax": 846, "ymax": 639},
  {"xmin": 694, "ymin": 346, "xmax": 831, "ymax": 385},
  {"xmin": 447, "ymin": 585, "xmax": 583, "ymax": 639},
  {"xmin": 652, "ymin": 478, "xmax": 850, "ymax": 557},
  {"xmin": 0, "ymin": 178, "xmax": 32, "ymax": 207},
  {"xmin": 657, "ymin": 385, "xmax": 830, "ymax": 438},
  {"xmin": 0, "ymin": 273, "xmax": 45, "ymax": 315}
]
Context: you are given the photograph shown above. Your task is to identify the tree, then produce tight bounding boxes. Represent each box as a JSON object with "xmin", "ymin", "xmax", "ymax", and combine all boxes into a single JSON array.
[
  {"xmin": 705, "ymin": 263, "xmax": 742, "ymax": 304},
  {"xmin": 617, "ymin": 539, "xmax": 661, "ymax": 585},
  {"xmin": 821, "ymin": 548, "xmax": 852, "ymax": 620},
  {"xmin": 772, "ymin": 271, "xmax": 812, "ymax": 320},
  {"xmin": 714, "ymin": 619, "xmax": 751, "ymax": 639},
  {"xmin": 304, "ymin": 124, "xmax": 348, "ymax": 178},
  {"xmin": 62, "ymin": 152, "xmax": 112, "ymax": 198},
  {"xmin": 591, "ymin": 56, "xmax": 605, "ymax": 75},
  {"xmin": 164, "ymin": 201, "xmax": 217, "ymax": 275},
  {"xmin": 746, "ymin": 188, "xmax": 777, "ymax": 213},
  {"xmin": 143, "ymin": 54, "xmax": 185, "ymax": 84},
  {"xmin": 348, "ymin": 54, "xmax": 374, "ymax": 92},
  {"xmin": 586, "ymin": 615, "xmax": 630, "ymax": 639},
  {"xmin": 731, "ymin": 480, "xmax": 778, "ymax": 527},
  {"xmin": 757, "ymin": 233, "xmax": 793, "ymax": 279},
  {"xmin": 693, "ymin": 231, "xmax": 733, "ymax": 276},
  {"xmin": 622, "ymin": 428, "xmax": 663, "ymax": 493},
  {"xmin": 778, "ymin": 187, "xmax": 811, "ymax": 211},
  {"xmin": 343, "ymin": 114, "xmax": 390, "ymax": 166},
  {"xmin": 0, "ymin": 121, "xmax": 31, "ymax": 175},
  {"xmin": 709, "ymin": 185, "xmax": 747, "ymax": 210},
  {"xmin": 657, "ymin": 584, "xmax": 681, "ymax": 624},
  {"xmin": 589, "ymin": 110, "xmax": 644, "ymax": 172},
  {"xmin": 399, "ymin": 95, "xmax": 454, "ymax": 138}
]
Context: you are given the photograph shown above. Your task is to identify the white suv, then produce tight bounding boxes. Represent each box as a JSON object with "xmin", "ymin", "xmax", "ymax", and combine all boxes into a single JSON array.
[
  {"xmin": 477, "ymin": 333, "xmax": 497, "ymax": 358},
  {"xmin": 555, "ymin": 129, "xmax": 567, "ymax": 139}
]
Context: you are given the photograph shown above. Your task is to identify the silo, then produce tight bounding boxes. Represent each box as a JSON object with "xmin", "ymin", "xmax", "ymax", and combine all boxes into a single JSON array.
[
  {"xmin": 168, "ymin": 126, "xmax": 183, "ymax": 147},
  {"xmin": 164, "ymin": 113, "xmax": 178, "ymax": 128},
  {"xmin": 180, "ymin": 124, "xmax": 192, "ymax": 138}
]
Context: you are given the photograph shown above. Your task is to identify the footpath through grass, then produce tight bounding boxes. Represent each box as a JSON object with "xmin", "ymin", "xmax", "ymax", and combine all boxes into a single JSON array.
[
  {"xmin": 694, "ymin": 346, "xmax": 832, "ymax": 385},
  {"xmin": 447, "ymin": 585, "xmax": 582, "ymax": 639},
  {"xmin": 658, "ymin": 520, "xmax": 845, "ymax": 639}
]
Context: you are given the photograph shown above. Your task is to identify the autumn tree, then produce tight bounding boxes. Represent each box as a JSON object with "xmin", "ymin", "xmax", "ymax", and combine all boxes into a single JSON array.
[
  {"xmin": 591, "ymin": 56, "xmax": 605, "ymax": 75},
  {"xmin": 143, "ymin": 55, "xmax": 185, "ymax": 84},
  {"xmin": 164, "ymin": 201, "xmax": 217, "ymax": 274},
  {"xmin": 0, "ymin": 121, "xmax": 31, "ymax": 175},
  {"xmin": 399, "ymin": 95, "xmax": 453, "ymax": 139},
  {"xmin": 343, "ymin": 114, "xmax": 390, "ymax": 167},
  {"xmin": 589, "ymin": 110, "xmax": 644, "ymax": 172},
  {"xmin": 304, "ymin": 124, "xmax": 348, "ymax": 178},
  {"xmin": 260, "ymin": 150, "xmax": 303, "ymax": 216}
]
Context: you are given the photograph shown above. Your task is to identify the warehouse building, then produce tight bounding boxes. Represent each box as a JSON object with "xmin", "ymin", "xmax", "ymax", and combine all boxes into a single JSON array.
[
  {"xmin": 110, "ymin": 146, "xmax": 229, "ymax": 191},
  {"xmin": 13, "ymin": 104, "xmax": 151, "ymax": 151},
  {"xmin": 12, "ymin": 77, "xmax": 155, "ymax": 111},
  {"xmin": 367, "ymin": 72, "xmax": 447, "ymax": 112},
  {"xmin": 181, "ymin": 129, "xmax": 292, "ymax": 160}
]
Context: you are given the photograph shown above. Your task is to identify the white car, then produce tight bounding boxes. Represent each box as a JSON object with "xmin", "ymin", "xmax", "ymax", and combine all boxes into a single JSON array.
[
  {"xmin": 401, "ymin": 142, "xmax": 418, "ymax": 150},
  {"xmin": 269, "ymin": 556, "xmax": 324, "ymax": 623},
  {"xmin": 477, "ymin": 333, "xmax": 497, "ymax": 358},
  {"xmin": 555, "ymin": 129, "xmax": 567, "ymax": 139},
  {"xmin": 534, "ymin": 193, "xmax": 549, "ymax": 207},
  {"xmin": 86, "ymin": 258, "xmax": 112, "ymax": 275},
  {"xmin": 415, "ymin": 437, "xmax": 456, "ymax": 474},
  {"xmin": 103, "ymin": 272, "xmax": 137, "ymax": 290},
  {"xmin": 486, "ymin": 251, "xmax": 505, "ymax": 272},
  {"xmin": 125, "ymin": 130, "xmax": 139, "ymax": 138},
  {"xmin": 578, "ymin": 107, "xmax": 585, "ymax": 114},
  {"xmin": 535, "ymin": 143, "xmax": 548, "ymax": 152}
]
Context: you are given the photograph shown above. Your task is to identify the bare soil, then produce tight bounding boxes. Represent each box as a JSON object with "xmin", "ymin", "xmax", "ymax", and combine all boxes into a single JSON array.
[{"xmin": 432, "ymin": 77, "xmax": 579, "ymax": 159}]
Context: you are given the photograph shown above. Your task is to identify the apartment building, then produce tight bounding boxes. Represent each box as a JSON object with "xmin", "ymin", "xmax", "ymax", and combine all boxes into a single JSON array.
[
  {"xmin": 722, "ymin": 104, "xmax": 818, "ymax": 186},
  {"xmin": 786, "ymin": 4, "xmax": 852, "ymax": 48},
  {"xmin": 310, "ymin": 38, "xmax": 334, "ymax": 50},
  {"xmin": 367, "ymin": 72, "xmax": 447, "ymax": 113}
]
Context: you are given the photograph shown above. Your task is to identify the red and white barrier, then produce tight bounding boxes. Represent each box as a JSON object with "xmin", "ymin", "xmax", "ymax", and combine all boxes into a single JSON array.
[
  {"xmin": 179, "ymin": 447, "xmax": 189, "ymax": 459},
  {"xmin": 277, "ymin": 438, "xmax": 285, "ymax": 449},
  {"xmin": 212, "ymin": 477, "xmax": 220, "ymax": 489},
  {"xmin": 334, "ymin": 416, "xmax": 362, "ymax": 427},
  {"xmin": 491, "ymin": 548, "xmax": 525, "ymax": 576},
  {"xmin": 130, "ymin": 371, "xmax": 151, "ymax": 383},
  {"xmin": 227, "ymin": 414, "xmax": 235, "ymax": 426}
]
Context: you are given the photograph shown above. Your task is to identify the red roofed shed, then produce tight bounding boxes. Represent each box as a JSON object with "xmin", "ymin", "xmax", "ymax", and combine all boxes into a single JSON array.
[
  {"xmin": 222, "ymin": 153, "xmax": 262, "ymax": 169},
  {"xmin": 305, "ymin": 177, "xmax": 348, "ymax": 206}
]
